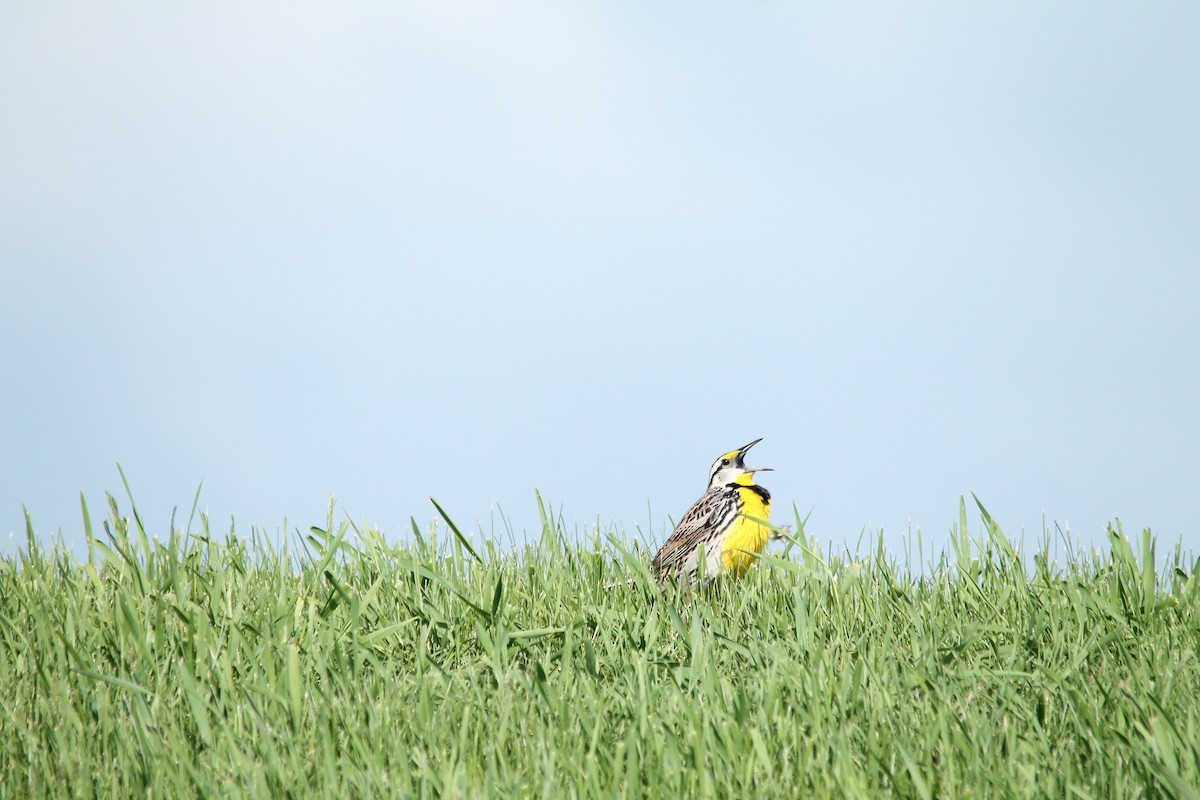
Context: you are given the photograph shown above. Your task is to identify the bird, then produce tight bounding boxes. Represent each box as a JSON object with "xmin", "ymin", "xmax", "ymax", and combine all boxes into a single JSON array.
[{"xmin": 651, "ymin": 438, "xmax": 774, "ymax": 585}]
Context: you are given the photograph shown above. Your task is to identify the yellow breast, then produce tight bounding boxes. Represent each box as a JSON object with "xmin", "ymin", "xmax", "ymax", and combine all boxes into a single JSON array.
[{"xmin": 720, "ymin": 485, "xmax": 772, "ymax": 576}]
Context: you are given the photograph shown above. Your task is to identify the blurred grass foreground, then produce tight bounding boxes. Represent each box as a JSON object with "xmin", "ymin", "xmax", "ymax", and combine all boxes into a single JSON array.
[{"xmin": 2, "ymin": 489, "xmax": 1199, "ymax": 798}]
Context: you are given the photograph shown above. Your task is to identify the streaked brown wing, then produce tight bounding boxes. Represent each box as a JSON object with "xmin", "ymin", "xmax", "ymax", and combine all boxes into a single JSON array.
[{"xmin": 652, "ymin": 491, "xmax": 721, "ymax": 575}]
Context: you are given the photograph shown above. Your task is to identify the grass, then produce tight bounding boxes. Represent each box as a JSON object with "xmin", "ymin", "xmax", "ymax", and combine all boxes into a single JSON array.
[{"xmin": 2, "ymin": 490, "xmax": 1199, "ymax": 799}]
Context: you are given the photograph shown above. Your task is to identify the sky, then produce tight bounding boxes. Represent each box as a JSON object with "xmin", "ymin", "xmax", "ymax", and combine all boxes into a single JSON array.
[{"xmin": 2, "ymin": 2, "xmax": 1198, "ymax": 562}]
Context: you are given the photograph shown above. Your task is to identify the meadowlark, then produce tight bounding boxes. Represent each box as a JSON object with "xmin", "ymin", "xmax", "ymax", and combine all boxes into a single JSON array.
[{"xmin": 652, "ymin": 438, "xmax": 773, "ymax": 584}]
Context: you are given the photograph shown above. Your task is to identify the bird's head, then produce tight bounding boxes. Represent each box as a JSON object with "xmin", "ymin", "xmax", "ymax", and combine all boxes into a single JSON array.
[{"xmin": 706, "ymin": 437, "xmax": 772, "ymax": 489}]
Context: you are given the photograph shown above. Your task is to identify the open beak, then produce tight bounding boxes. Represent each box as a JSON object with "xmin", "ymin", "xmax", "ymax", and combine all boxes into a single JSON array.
[
  {"xmin": 736, "ymin": 438, "xmax": 763, "ymax": 457},
  {"xmin": 735, "ymin": 438, "xmax": 769, "ymax": 472}
]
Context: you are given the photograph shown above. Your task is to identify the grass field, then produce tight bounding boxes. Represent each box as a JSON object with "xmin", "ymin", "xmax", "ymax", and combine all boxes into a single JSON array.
[{"xmin": 2, "ymin": 490, "xmax": 1199, "ymax": 799}]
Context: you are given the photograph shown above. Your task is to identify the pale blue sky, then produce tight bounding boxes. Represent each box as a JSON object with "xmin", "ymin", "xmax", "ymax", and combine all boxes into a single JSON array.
[{"xmin": 3, "ymin": 2, "xmax": 1198, "ymax": 558}]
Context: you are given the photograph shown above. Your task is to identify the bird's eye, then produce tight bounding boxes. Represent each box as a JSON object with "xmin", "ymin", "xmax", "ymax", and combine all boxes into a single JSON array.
[{"xmin": 722, "ymin": 459, "xmax": 731, "ymax": 465}]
